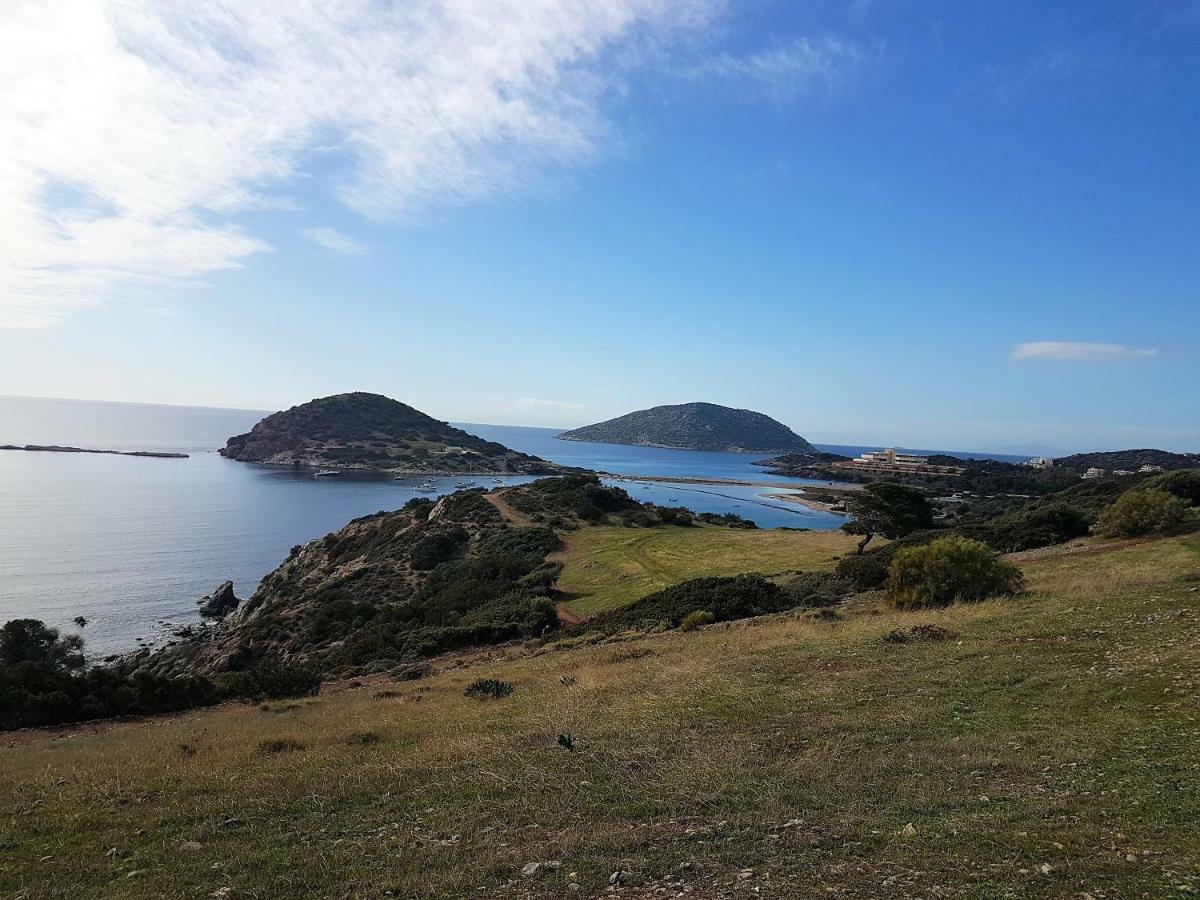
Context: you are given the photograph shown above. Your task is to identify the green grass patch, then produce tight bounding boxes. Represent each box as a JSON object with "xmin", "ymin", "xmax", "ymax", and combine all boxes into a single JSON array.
[{"xmin": 556, "ymin": 524, "xmax": 861, "ymax": 617}]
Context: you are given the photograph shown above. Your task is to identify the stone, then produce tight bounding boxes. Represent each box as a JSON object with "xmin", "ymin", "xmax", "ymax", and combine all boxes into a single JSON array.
[
  {"xmin": 899, "ymin": 823, "xmax": 917, "ymax": 837},
  {"xmin": 198, "ymin": 581, "xmax": 242, "ymax": 619}
]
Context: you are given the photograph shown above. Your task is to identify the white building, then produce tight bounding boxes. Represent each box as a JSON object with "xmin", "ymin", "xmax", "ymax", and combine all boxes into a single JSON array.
[
  {"xmin": 1082, "ymin": 467, "xmax": 1105, "ymax": 479},
  {"xmin": 1026, "ymin": 456, "xmax": 1054, "ymax": 469}
]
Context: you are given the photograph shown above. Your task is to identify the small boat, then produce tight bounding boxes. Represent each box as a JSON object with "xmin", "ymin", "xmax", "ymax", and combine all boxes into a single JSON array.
[
  {"xmin": 455, "ymin": 480, "xmax": 477, "ymax": 488},
  {"xmin": 314, "ymin": 469, "xmax": 339, "ymax": 478}
]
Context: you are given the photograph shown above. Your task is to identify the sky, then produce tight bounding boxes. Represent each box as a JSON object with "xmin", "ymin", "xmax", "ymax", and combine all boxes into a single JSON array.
[{"xmin": 1, "ymin": 0, "xmax": 1197, "ymax": 453}]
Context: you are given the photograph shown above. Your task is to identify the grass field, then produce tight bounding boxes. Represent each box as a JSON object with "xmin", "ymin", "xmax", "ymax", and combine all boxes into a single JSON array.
[
  {"xmin": 555, "ymin": 524, "xmax": 862, "ymax": 617},
  {"xmin": 2, "ymin": 533, "xmax": 1199, "ymax": 898}
]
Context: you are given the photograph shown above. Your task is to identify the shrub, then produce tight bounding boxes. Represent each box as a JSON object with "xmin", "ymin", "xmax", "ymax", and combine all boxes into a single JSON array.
[
  {"xmin": 961, "ymin": 504, "xmax": 1092, "ymax": 553},
  {"xmin": 1096, "ymin": 490, "xmax": 1190, "ymax": 537},
  {"xmin": 782, "ymin": 572, "xmax": 854, "ymax": 607},
  {"xmin": 679, "ymin": 610, "xmax": 716, "ymax": 631},
  {"xmin": 655, "ymin": 506, "xmax": 695, "ymax": 527},
  {"xmin": 256, "ymin": 738, "xmax": 305, "ymax": 754},
  {"xmin": 409, "ymin": 526, "xmax": 470, "ymax": 570},
  {"xmin": 886, "ymin": 537, "xmax": 1024, "ymax": 610},
  {"xmin": 592, "ymin": 574, "xmax": 787, "ymax": 632},
  {"xmin": 835, "ymin": 553, "xmax": 890, "ymax": 590},
  {"xmin": 1141, "ymin": 469, "xmax": 1200, "ymax": 505},
  {"xmin": 391, "ymin": 662, "xmax": 436, "ymax": 682},
  {"xmin": 0, "ymin": 619, "xmax": 226, "ymax": 731},
  {"xmin": 464, "ymin": 678, "xmax": 514, "ymax": 700},
  {"xmin": 230, "ymin": 658, "xmax": 322, "ymax": 701},
  {"xmin": 464, "ymin": 677, "xmax": 509, "ymax": 700}
]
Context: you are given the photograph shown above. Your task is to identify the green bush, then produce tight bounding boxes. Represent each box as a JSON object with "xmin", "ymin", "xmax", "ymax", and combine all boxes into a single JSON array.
[
  {"xmin": 1096, "ymin": 489, "xmax": 1190, "ymax": 537},
  {"xmin": 464, "ymin": 678, "xmax": 514, "ymax": 700},
  {"xmin": 835, "ymin": 553, "xmax": 890, "ymax": 590},
  {"xmin": 960, "ymin": 504, "xmax": 1092, "ymax": 553},
  {"xmin": 886, "ymin": 537, "xmax": 1024, "ymax": 610},
  {"xmin": 591, "ymin": 574, "xmax": 788, "ymax": 632},
  {"xmin": 1138, "ymin": 470, "xmax": 1200, "ymax": 506},
  {"xmin": 679, "ymin": 610, "xmax": 716, "ymax": 630},
  {"xmin": 225, "ymin": 658, "xmax": 322, "ymax": 701},
  {"xmin": 782, "ymin": 571, "xmax": 854, "ymax": 607}
]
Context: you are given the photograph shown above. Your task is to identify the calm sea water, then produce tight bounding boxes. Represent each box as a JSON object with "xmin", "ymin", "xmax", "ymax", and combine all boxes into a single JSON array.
[{"xmin": 0, "ymin": 396, "xmax": 1021, "ymax": 655}]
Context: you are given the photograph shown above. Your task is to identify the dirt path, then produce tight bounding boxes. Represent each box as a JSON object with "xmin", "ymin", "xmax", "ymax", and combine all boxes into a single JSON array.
[
  {"xmin": 554, "ymin": 602, "xmax": 586, "ymax": 626},
  {"xmin": 482, "ymin": 490, "xmax": 532, "ymax": 526}
]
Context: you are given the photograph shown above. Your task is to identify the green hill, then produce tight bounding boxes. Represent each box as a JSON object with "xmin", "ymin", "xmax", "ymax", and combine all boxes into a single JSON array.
[{"xmin": 559, "ymin": 402, "xmax": 813, "ymax": 453}]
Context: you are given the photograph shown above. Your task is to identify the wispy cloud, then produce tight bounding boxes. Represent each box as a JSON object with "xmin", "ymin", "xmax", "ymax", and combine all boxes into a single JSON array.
[
  {"xmin": 0, "ymin": 0, "xmax": 722, "ymax": 328},
  {"xmin": 302, "ymin": 227, "xmax": 366, "ymax": 256},
  {"xmin": 1012, "ymin": 341, "xmax": 1159, "ymax": 361},
  {"xmin": 518, "ymin": 397, "xmax": 586, "ymax": 413},
  {"xmin": 679, "ymin": 37, "xmax": 862, "ymax": 99}
]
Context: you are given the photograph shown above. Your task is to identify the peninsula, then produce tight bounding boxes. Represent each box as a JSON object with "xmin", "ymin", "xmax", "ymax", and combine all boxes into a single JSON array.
[{"xmin": 558, "ymin": 401, "xmax": 814, "ymax": 453}]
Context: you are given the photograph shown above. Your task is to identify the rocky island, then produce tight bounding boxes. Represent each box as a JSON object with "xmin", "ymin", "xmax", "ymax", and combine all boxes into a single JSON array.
[
  {"xmin": 219, "ymin": 392, "xmax": 562, "ymax": 474},
  {"xmin": 558, "ymin": 401, "xmax": 814, "ymax": 453}
]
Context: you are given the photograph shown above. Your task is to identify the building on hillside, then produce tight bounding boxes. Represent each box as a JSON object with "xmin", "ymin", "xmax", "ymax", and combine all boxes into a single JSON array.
[
  {"xmin": 1113, "ymin": 469, "xmax": 1135, "ymax": 476},
  {"xmin": 1026, "ymin": 456, "xmax": 1054, "ymax": 469},
  {"xmin": 1138, "ymin": 464, "xmax": 1164, "ymax": 473},
  {"xmin": 836, "ymin": 448, "xmax": 966, "ymax": 477},
  {"xmin": 1082, "ymin": 467, "xmax": 1105, "ymax": 479}
]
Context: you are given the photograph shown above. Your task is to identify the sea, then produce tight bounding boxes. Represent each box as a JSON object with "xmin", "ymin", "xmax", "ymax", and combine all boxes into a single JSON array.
[{"xmin": 0, "ymin": 395, "xmax": 1027, "ymax": 656}]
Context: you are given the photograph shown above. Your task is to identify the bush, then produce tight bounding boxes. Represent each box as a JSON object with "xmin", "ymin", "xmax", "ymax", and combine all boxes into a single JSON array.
[
  {"xmin": 782, "ymin": 571, "xmax": 854, "ymax": 607},
  {"xmin": 835, "ymin": 553, "xmax": 890, "ymax": 590},
  {"xmin": 592, "ymin": 574, "xmax": 788, "ymax": 632},
  {"xmin": 464, "ymin": 678, "xmax": 514, "ymax": 700},
  {"xmin": 656, "ymin": 506, "xmax": 695, "ymax": 527},
  {"xmin": 886, "ymin": 537, "xmax": 1024, "ymax": 610},
  {"xmin": 1139, "ymin": 469, "xmax": 1200, "ymax": 505},
  {"xmin": 256, "ymin": 738, "xmax": 305, "ymax": 754},
  {"xmin": 0, "ymin": 619, "xmax": 228, "ymax": 731},
  {"xmin": 679, "ymin": 610, "xmax": 715, "ymax": 630},
  {"xmin": 960, "ymin": 504, "xmax": 1092, "ymax": 553},
  {"xmin": 408, "ymin": 526, "xmax": 470, "ymax": 570},
  {"xmin": 1096, "ymin": 490, "xmax": 1190, "ymax": 537},
  {"xmin": 225, "ymin": 658, "xmax": 322, "ymax": 701}
]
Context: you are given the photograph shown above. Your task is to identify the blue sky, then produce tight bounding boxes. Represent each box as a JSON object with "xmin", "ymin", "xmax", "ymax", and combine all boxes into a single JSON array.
[{"xmin": 2, "ymin": 0, "xmax": 1197, "ymax": 452}]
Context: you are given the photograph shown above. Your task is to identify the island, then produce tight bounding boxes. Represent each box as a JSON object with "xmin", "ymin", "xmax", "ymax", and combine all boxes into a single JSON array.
[
  {"xmin": 0, "ymin": 444, "xmax": 188, "ymax": 459},
  {"xmin": 558, "ymin": 401, "xmax": 814, "ymax": 453},
  {"xmin": 219, "ymin": 392, "xmax": 563, "ymax": 474}
]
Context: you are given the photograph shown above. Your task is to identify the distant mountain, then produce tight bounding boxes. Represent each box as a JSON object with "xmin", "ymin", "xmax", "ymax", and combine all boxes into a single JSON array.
[
  {"xmin": 559, "ymin": 402, "xmax": 813, "ymax": 453},
  {"xmin": 220, "ymin": 392, "xmax": 561, "ymax": 474}
]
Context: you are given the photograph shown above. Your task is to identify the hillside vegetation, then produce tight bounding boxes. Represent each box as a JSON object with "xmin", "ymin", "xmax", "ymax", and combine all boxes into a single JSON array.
[
  {"xmin": 559, "ymin": 402, "xmax": 814, "ymax": 453},
  {"xmin": 2, "ymin": 533, "xmax": 1198, "ymax": 898},
  {"xmin": 220, "ymin": 392, "xmax": 560, "ymax": 474}
]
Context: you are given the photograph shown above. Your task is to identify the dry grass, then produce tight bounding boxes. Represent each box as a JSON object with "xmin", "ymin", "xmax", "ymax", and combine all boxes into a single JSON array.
[
  {"xmin": 556, "ymin": 524, "xmax": 862, "ymax": 617},
  {"xmin": 1, "ymin": 534, "xmax": 1199, "ymax": 898}
]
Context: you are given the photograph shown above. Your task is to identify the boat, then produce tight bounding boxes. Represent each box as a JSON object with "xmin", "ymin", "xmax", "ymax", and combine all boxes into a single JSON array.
[
  {"xmin": 455, "ymin": 480, "xmax": 477, "ymax": 488},
  {"xmin": 313, "ymin": 469, "xmax": 339, "ymax": 478}
]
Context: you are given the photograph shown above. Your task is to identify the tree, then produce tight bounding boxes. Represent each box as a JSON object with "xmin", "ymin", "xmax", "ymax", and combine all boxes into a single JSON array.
[
  {"xmin": 841, "ymin": 483, "xmax": 934, "ymax": 554},
  {"xmin": 0, "ymin": 619, "xmax": 84, "ymax": 670},
  {"xmin": 1096, "ymin": 489, "xmax": 1190, "ymax": 538}
]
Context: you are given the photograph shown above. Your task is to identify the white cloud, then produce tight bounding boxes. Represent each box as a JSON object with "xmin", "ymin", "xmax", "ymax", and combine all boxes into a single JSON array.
[
  {"xmin": 1012, "ymin": 341, "xmax": 1159, "ymax": 361},
  {"xmin": 679, "ymin": 37, "xmax": 862, "ymax": 98},
  {"xmin": 0, "ymin": 0, "xmax": 722, "ymax": 328},
  {"xmin": 302, "ymin": 227, "xmax": 366, "ymax": 256},
  {"xmin": 518, "ymin": 397, "xmax": 586, "ymax": 412}
]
